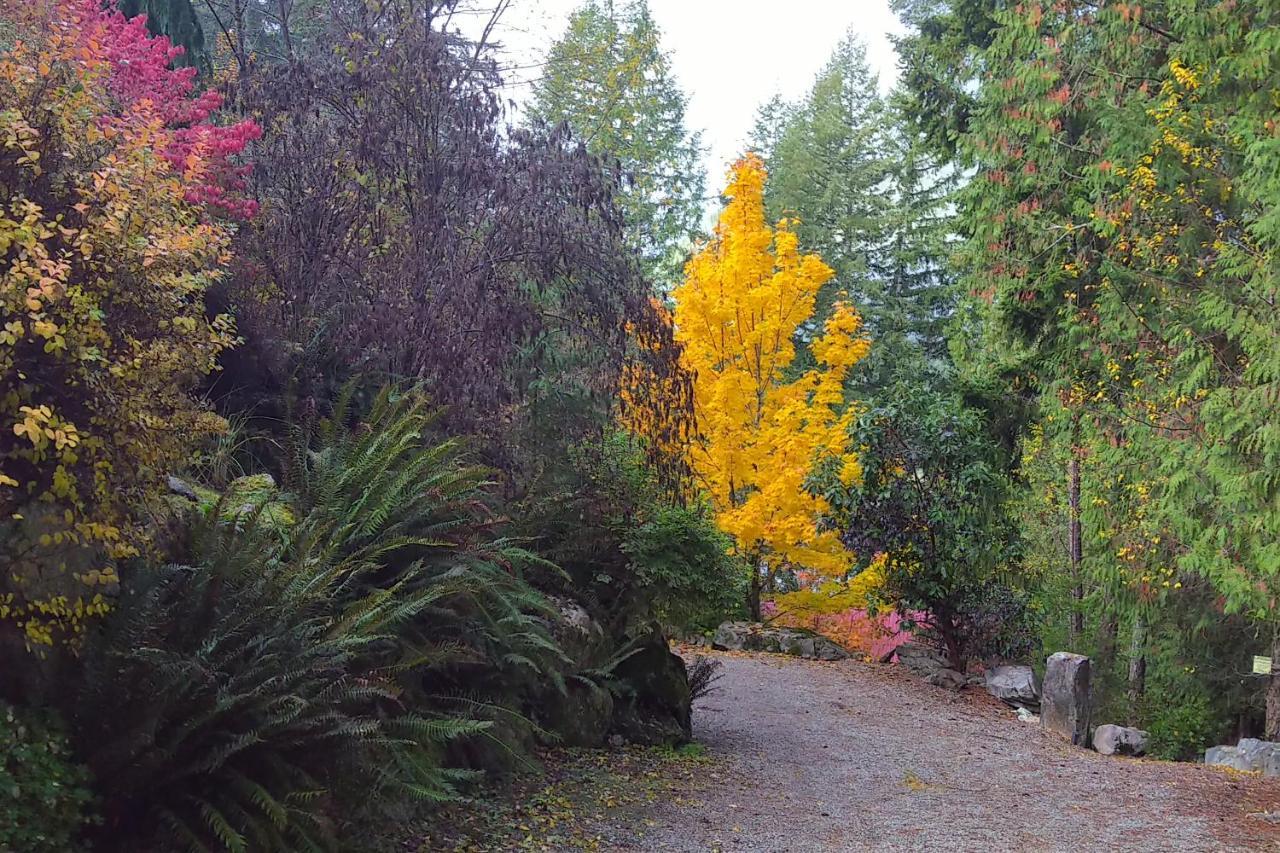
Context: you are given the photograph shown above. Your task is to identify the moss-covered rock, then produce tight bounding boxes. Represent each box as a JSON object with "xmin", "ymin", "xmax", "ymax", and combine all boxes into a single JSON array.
[{"xmin": 610, "ymin": 628, "xmax": 691, "ymax": 746}]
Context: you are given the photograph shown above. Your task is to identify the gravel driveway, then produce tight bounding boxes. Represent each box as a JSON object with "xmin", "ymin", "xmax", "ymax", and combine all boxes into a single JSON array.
[{"xmin": 613, "ymin": 651, "xmax": 1280, "ymax": 852}]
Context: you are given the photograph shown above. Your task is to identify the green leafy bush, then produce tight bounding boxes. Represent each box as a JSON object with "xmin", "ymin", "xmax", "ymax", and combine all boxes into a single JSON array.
[
  {"xmin": 1144, "ymin": 693, "xmax": 1217, "ymax": 762},
  {"xmin": 0, "ymin": 703, "xmax": 95, "ymax": 853},
  {"xmin": 622, "ymin": 504, "xmax": 746, "ymax": 631},
  {"xmin": 831, "ymin": 383, "xmax": 1024, "ymax": 669},
  {"xmin": 947, "ymin": 582, "xmax": 1037, "ymax": 663},
  {"xmin": 525, "ymin": 431, "xmax": 744, "ymax": 635}
]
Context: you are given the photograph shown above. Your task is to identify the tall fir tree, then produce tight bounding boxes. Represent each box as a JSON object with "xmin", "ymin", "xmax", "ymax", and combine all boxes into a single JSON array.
[
  {"xmin": 530, "ymin": 0, "xmax": 705, "ymax": 287},
  {"xmin": 761, "ymin": 34, "xmax": 891, "ymax": 352},
  {"xmin": 756, "ymin": 34, "xmax": 958, "ymax": 392},
  {"xmin": 865, "ymin": 109, "xmax": 959, "ymax": 385},
  {"xmin": 900, "ymin": 0, "xmax": 1280, "ymax": 738}
]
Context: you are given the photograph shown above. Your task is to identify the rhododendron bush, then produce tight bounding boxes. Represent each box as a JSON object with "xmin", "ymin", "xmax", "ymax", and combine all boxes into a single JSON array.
[{"xmin": 0, "ymin": 0, "xmax": 258, "ymax": 645}]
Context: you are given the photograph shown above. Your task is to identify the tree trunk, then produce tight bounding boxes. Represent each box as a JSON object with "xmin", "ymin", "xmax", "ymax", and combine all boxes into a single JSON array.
[
  {"xmin": 1127, "ymin": 615, "xmax": 1147, "ymax": 725},
  {"xmin": 1067, "ymin": 454, "xmax": 1084, "ymax": 646},
  {"xmin": 1266, "ymin": 628, "xmax": 1280, "ymax": 740},
  {"xmin": 747, "ymin": 560, "xmax": 762, "ymax": 622}
]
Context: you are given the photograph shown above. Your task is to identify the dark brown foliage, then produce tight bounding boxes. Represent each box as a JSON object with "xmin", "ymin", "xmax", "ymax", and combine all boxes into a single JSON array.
[{"xmin": 214, "ymin": 0, "xmax": 691, "ymax": 479}]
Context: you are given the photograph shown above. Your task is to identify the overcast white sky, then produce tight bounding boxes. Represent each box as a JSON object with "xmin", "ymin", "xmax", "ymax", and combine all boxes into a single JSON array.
[{"xmin": 463, "ymin": 0, "xmax": 906, "ymax": 194}]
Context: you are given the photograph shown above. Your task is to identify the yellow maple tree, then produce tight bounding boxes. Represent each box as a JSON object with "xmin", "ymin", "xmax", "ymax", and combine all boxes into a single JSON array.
[{"xmin": 672, "ymin": 153, "xmax": 870, "ymax": 615}]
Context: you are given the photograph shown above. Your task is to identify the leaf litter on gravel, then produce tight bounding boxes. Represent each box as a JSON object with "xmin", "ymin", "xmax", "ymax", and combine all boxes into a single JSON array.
[{"xmin": 406, "ymin": 744, "xmax": 715, "ymax": 852}]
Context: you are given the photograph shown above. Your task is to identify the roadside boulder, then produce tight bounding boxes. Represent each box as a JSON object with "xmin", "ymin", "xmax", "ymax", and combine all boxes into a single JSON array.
[
  {"xmin": 711, "ymin": 622, "xmax": 849, "ymax": 661},
  {"xmin": 895, "ymin": 641, "xmax": 951, "ymax": 679},
  {"xmin": 543, "ymin": 684, "xmax": 614, "ymax": 748},
  {"xmin": 712, "ymin": 621, "xmax": 751, "ymax": 651},
  {"xmin": 813, "ymin": 638, "xmax": 849, "ymax": 662},
  {"xmin": 548, "ymin": 596, "xmax": 610, "ymax": 670},
  {"xmin": 985, "ymin": 665, "xmax": 1040, "ymax": 709},
  {"xmin": 1092, "ymin": 724, "xmax": 1149, "ymax": 757},
  {"xmin": 1205, "ymin": 739, "xmax": 1280, "ymax": 775},
  {"xmin": 610, "ymin": 628, "xmax": 692, "ymax": 746},
  {"xmin": 1205, "ymin": 745, "xmax": 1252, "ymax": 772},
  {"xmin": 926, "ymin": 668, "xmax": 970, "ymax": 691},
  {"xmin": 1237, "ymin": 738, "xmax": 1280, "ymax": 773},
  {"xmin": 1041, "ymin": 652, "xmax": 1092, "ymax": 746},
  {"xmin": 776, "ymin": 632, "xmax": 817, "ymax": 659}
]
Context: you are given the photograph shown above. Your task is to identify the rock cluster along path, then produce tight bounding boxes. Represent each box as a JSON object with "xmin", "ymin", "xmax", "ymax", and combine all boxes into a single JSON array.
[{"xmin": 602, "ymin": 651, "xmax": 1280, "ymax": 852}]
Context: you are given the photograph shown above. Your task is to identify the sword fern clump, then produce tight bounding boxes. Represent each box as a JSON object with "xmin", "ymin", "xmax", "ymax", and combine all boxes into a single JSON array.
[{"xmin": 66, "ymin": 387, "xmax": 563, "ymax": 852}]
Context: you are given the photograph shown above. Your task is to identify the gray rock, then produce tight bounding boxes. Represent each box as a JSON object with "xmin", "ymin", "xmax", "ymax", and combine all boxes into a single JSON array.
[
  {"xmin": 610, "ymin": 628, "xmax": 692, "ymax": 746},
  {"xmin": 1041, "ymin": 652, "xmax": 1092, "ymax": 746},
  {"xmin": 895, "ymin": 642, "xmax": 951, "ymax": 678},
  {"xmin": 167, "ymin": 474, "xmax": 199, "ymax": 501},
  {"xmin": 1092, "ymin": 724, "xmax": 1149, "ymax": 757},
  {"xmin": 1205, "ymin": 738, "xmax": 1280, "ymax": 775},
  {"xmin": 814, "ymin": 639, "xmax": 849, "ymax": 662},
  {"xmin": 926, "ymin": 668, "xmax": 969, "ymax": 691},
  {"xmin": 543, "ymin": 684, "xmax": 614, "ymax": 748},
  {"xmin": 548, "ymin": 596, "xmax": 610, "ymax": 670},
  {"xmin": 1237, "ymin": 738, "xmax": 1277, "ymax": 770},
  {"xmin": 712, "ymin": 621, "xmax": 751, "ymax": 651},
  {"xmin": 711, "ymin": 622, "xmax": 849, "ymax": 661},
  {"xmin": 777, "ymin": 633, "xmax": 816, "ymax": 659},
  {"xmin": 1205, "ymin": 745, "xmax": 1251, "ymax": 771},
  {"xmin": 985, "ymin": 665, "xmax": 1040, "ymax": 709}
]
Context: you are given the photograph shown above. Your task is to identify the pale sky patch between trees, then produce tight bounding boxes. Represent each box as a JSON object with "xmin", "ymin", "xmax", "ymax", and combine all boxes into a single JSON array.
[{"xmin": 461, "ymin": 0, "xmax": 905, "ymax": 195}]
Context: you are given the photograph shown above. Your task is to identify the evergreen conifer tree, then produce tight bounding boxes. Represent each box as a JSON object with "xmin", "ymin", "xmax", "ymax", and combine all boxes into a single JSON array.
[{"xmin": 530, "ymin": 0, "xmax": 705, "ymax": 287}]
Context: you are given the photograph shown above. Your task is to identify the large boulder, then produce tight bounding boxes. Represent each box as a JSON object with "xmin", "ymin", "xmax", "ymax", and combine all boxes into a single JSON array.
[
  {"xmin": 1238, "ymin": 738, "xmax": 1280, "ymax": 772},
  {"xmin": 543, "ymin": 684, "xmax": 615, "ymax": 748},
  {"xmin": 895, "ymin": 641, "xmax": 951, "ymax": 678},
  {"xmin": 610, "ymin": 629, "xmax": 692, "ymax": 746},
  {"xmin": 712, "ymin": 621, "xmax": 751, "ymax": 651},
  {"xmin": 1205, "ymin": 745, "xmax": 1253, "ymax": 772},
  {"xmin": 1206, "ymin": 739, "xmax": 1280, "ymax": 775},
  {"xmin": 548, "ymin": 596, "xmax": 610, "ymax": 670},
  {"xmin": 985, "ymin": 665, "xmax": 1040, "ymax": 709},
  {"xmin": 711, "ymin": 622, "xmax": 849, "ymax": 661},
  {"xmin": 1041, "ymin": 652, "xmax": 1092, "ymax": 746},
  {"xmin": 893, "ymin": 642, "xmax": 974, "ymax": 691},
  {"xmin": 776, "ymin": 632, "xmax": 817, "ymax": 659},
  {"xmin": 1092, "ymin": 724, "xmax": 1149, "ymax": 757}
]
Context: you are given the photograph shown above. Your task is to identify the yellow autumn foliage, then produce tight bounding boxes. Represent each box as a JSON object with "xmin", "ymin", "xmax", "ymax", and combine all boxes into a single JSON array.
[
  {"xmin": 773, "ymin": 552, "xmax": 889, "ymax": 618},
  {"xmin": 672, "ymin": 153, "xmax": 870, "ymax": 581}
]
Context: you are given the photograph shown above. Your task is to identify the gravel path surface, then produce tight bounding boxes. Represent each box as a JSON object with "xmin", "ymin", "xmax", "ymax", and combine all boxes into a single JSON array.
[{"xmin": 610, "ymin": 651, "xmax": 1280, "ymax": 852}]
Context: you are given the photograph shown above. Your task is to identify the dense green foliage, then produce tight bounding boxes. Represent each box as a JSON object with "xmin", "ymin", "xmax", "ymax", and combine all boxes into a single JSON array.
[
  {"xmin": 751, "ymin": 34, "xmax": 957, "ymax": 389},
  {"xmin": 829, "ymin": 384, "xmax": 1025, "ymax": 668},
  {"xmin": 1, "ymin": 2, "xmax": 714, "ymax": 849},
  {"xmin": 0, "ymin": 704, "xmax": 95, "ymax": 853},
  {"xmin": 15, "ymin": 2, "xmax": 1280, "ymax": 847},
  {"xmin": 896, "ymin": 0, "xmax": 1280, "ymax": 742}
]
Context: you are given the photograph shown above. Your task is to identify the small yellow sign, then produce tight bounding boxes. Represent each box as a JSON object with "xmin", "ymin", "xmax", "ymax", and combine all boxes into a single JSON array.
[{"xmin": 1254, "ymin": 655, "xmax": 1273, "ymax": 675}]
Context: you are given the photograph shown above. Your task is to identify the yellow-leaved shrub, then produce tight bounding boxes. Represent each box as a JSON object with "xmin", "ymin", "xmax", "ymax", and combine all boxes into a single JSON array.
[{"xmin": 0, "ymin": 2, "xmax": 245, "ymax": 646}]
